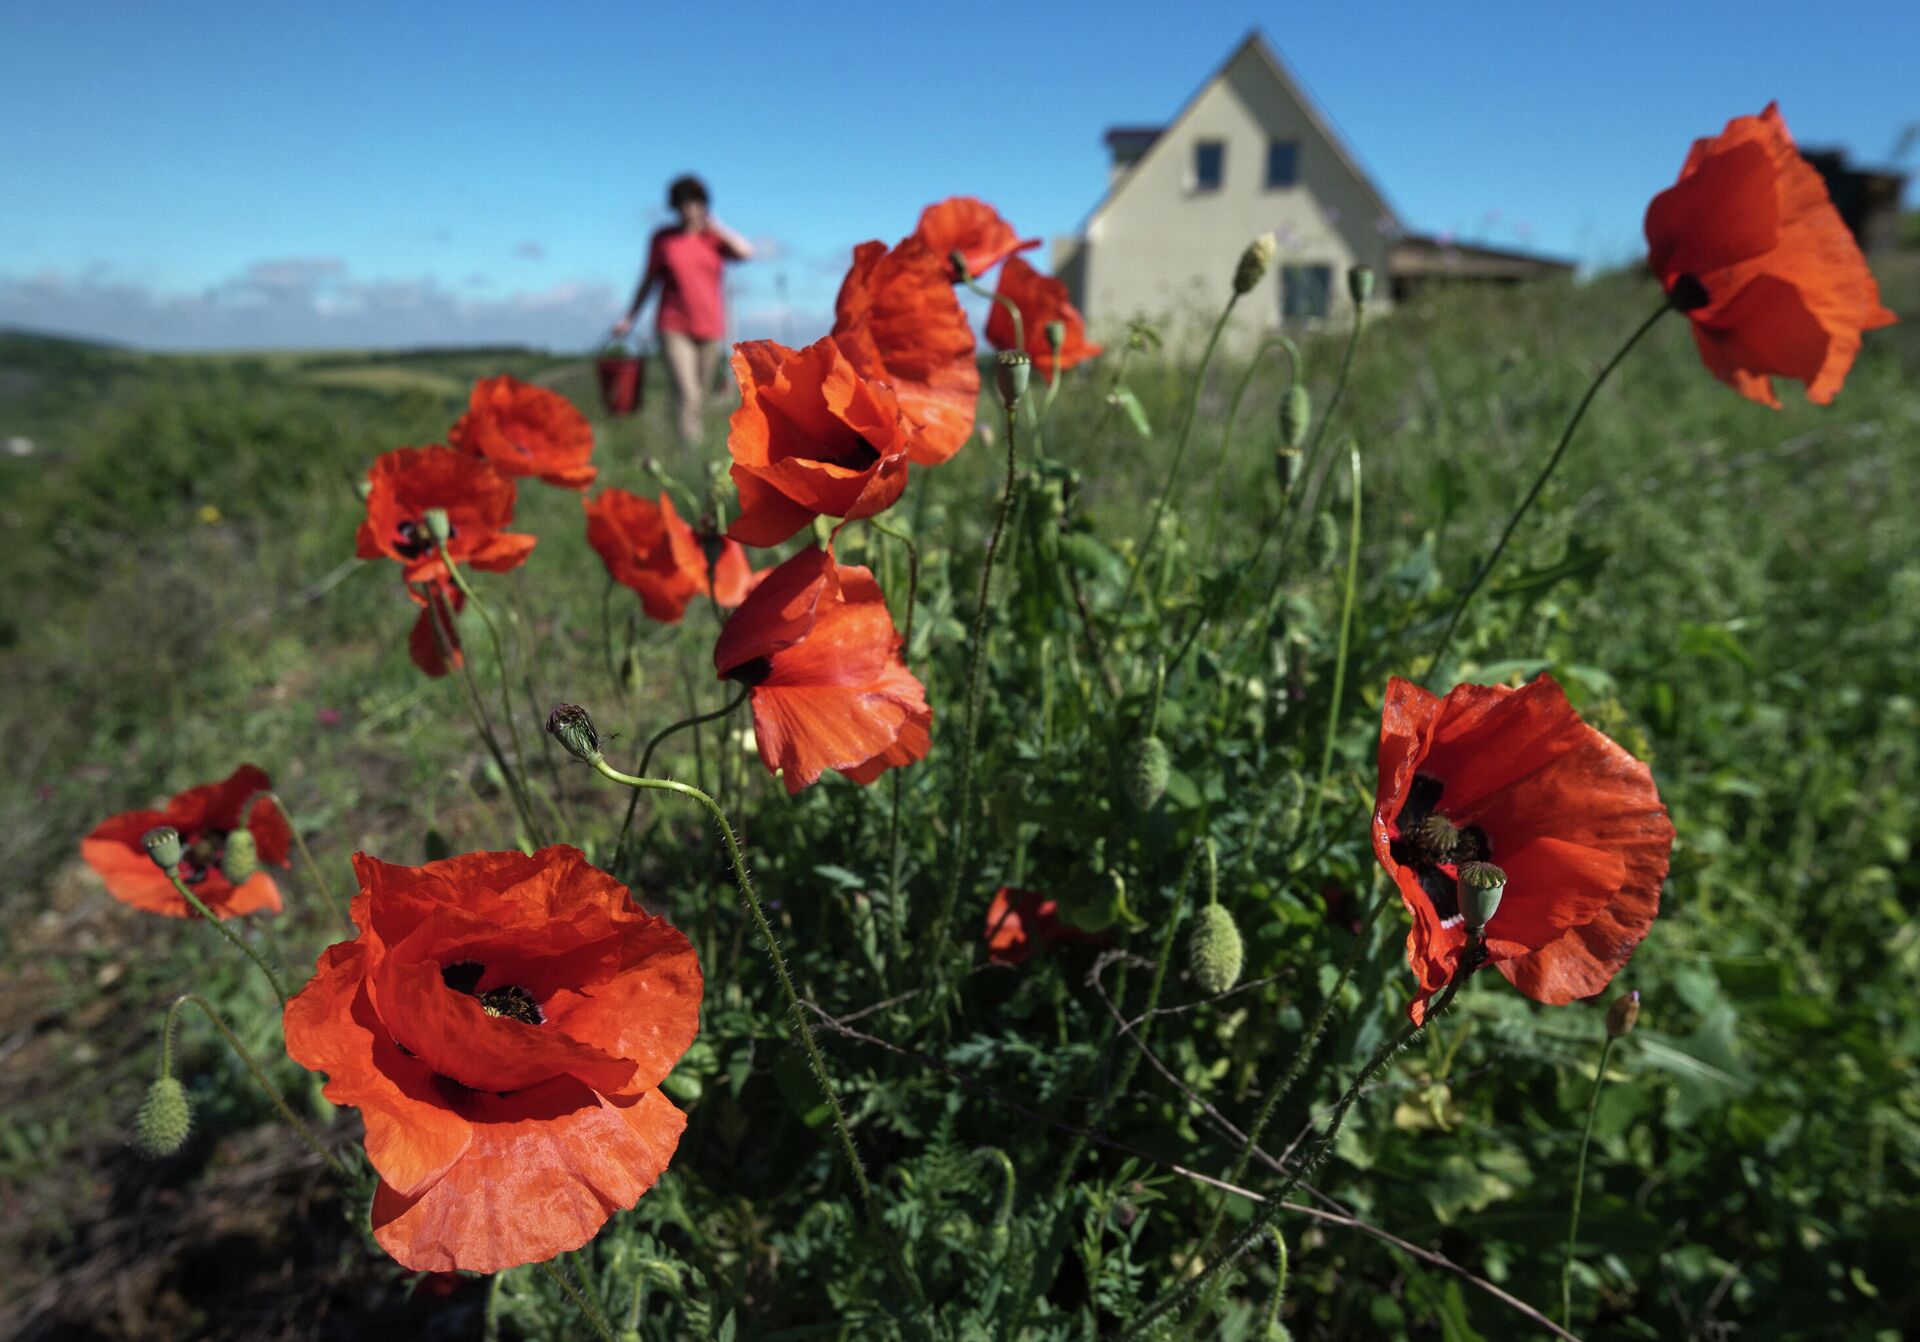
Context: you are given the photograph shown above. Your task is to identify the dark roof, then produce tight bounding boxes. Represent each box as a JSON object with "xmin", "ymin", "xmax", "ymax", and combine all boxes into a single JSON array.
[
  {"xmin": 1103, "ymin": 126, "xmax": 1162, "ymax": 152},
  {"xmin": 1389, "ymin": 234, "xmax": 1577, "ymax": 280}
]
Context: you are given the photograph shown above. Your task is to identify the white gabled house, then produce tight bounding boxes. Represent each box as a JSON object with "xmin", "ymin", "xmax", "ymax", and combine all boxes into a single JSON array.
[{"xmin": 1054, "ymin": 32, "xmax": 1572, "ymax": 348}]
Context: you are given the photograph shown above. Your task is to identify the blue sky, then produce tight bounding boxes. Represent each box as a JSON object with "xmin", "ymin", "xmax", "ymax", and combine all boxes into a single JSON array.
[{"xmin": 1, "ymin": 0, "xmax": 1912, "ymax": 349}]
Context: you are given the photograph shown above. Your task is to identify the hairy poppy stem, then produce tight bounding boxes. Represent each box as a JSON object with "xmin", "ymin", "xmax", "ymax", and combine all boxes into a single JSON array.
[
  {"xmin": 1426, "ymin": 300, "xmax": 1671, "ymax": 675},
  {"xmin": 1206, "ymin": 335, "xmax": 1301, "ymax": 540},
  {"xmin": 1131, "ymin": 947, "xmax": 1478, "ymax": 1337},
  {"xmin": 867, "ymin": 517, "xmax": 921, "ymax": 982},
  {"xmin": 1304, "ymin": 443, "xmax": 1364, "ymax": 844},
  {"xmin": 925, "ymin": 398, "xmax": 1023, "ymax": 977},
  {"xmin": 162, "ymin": 872, "xmax": 290, "ymax": 1005},
  {"xmin": 264, "ymin": 791, "xmax": 348, "ymax": 927},
  {"xmin": 420, "ymin": 577, "xmax": 545, "ymax": 845},
  {"xmin": 1050, "ymin": 840, "xmax": 1206, "ymax": 1205},
  {"xmin": 1187, "ymin": 877, "xmax": 1390, "ymax": 1325},
  {"xmin": 162, "ymin": 993, "xmax": 345, "ymax": 1174},
  {"xmin": 1119, "ymin": 292, "xmax": 1240, "ymax": 625},
  {"xmin": 436, "ymin": 546, "xmax": 547, "ymax": 845},
  {"xmin": 963, "ymin": 273, "xmax": 1025, "ymax": 359},
  {"xmin": 1562, "ymin": 1031, "xmax": 1620, "ymax": 1328},
  {"xmin": 536, "ymin": 1259, "xmax": 618, "ymax": 1342},
  {"xmin": 610, "ymin": 687, "xmax": 750, "ymax": 872},
  {"xmin": 588, "ymin": 758, "xmax": 929, "ymax": 1311}
]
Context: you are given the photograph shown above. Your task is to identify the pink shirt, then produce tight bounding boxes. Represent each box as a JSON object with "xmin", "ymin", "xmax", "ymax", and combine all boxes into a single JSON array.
[{"xmin": 648, "ymin": 227, "xmax": 732, "ymax": 341}]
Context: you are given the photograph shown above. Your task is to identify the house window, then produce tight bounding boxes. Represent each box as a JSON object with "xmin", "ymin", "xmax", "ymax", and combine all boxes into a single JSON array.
[
  {"xmin": 1282, "ymin": 264, "xmax": 1334, "ymax": 320},
  {"xmin": 1266, "ymin": 139, "xmax": 1298, "ymax": 188},
  {"xmin": 1192, "ymin": 139, "xmax": 1225, "ymax": 192}
]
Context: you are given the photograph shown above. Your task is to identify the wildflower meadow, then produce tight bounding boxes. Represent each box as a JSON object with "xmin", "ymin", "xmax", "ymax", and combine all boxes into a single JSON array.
[{"xmin": 5, "ymin": 105, "xmax": 1919, "ymax": 1340}]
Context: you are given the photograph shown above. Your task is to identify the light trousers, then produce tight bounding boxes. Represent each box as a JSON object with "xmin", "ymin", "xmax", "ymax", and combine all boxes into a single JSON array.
[{"xmin": 659, "ymin": 329, "xmax": 723, "ymax": 445}]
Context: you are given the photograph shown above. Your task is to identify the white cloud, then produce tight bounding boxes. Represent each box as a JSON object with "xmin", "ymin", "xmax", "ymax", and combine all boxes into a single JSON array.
[{"xmin": 0, "ymin": 258, "xmax": 620, "ymax": 350}]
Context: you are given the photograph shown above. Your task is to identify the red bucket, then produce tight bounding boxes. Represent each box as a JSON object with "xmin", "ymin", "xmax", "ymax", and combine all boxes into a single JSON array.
[{"xmin": 597, "ymin": 355, "xmax": 646, "ymax": 416}]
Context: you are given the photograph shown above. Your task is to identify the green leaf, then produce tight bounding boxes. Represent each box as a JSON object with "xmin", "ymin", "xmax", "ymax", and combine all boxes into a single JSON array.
[{"xmin": 1110, "ymin": 386, "xmax": 1152, "ymax": 438}]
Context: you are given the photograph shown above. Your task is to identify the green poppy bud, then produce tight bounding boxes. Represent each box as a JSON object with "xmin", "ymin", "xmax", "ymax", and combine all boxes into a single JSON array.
[
  {"xmin": 545, "ymin": 703, "xmax": 603, "ymax": 764},
  {"xmin": 1309, "ymin": 510, "xmax": 1342, "ymax": 572},
  {"xmin": 1279, "ymin": 383, "xmax": 1311, "ymax": 448},
  {"xmin": 995, "ymin": 351, "xmax": 1031, "ymax": 408},
  {"xmin": 1234, "ymin": 232, "xmax": 1277, "ymax": 295},
  {"xmin": 423, "ymin": 507, "xmax": 451, "ymax": 544},
  {"xmin": 142, "ymin": 826, "xmax": 183, "ymax": 872},
  {"xmin": 1188, "ymin": 902, "xmax": 1244, "ymax": 995},
  {"xmin": 1455, "ymin": 861, "xmax": 1506, "ymax": 935},
  {"xmin": 1347, "ymin": 265, "xmax": 1375, "ymax": 306},
  {"xmin": 135, "ymin": 1075, "xmax": 192, "ymax": 1156},
  {"xmin": 1606, "ymin": 990, "xmax": 1641, "ymax": 1039},
  {"xmin": 1124, "ymin": 735, "xmax": 1171, "ymax": 812},
  {"xmin": 219, "ymin": 829, "xmax": 259, "ymax": 885}
]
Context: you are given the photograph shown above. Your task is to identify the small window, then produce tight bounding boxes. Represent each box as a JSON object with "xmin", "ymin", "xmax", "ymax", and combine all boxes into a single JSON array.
[
  {"xmin": 1266, "ymin": 139, "xmax": 1298, "ymax": 188},
  {"xmin": 1282, "ymin": 264, "xmax": 1334, "ymax": 320},
  {"xmin": 1192, "ymin": 139, "xmax": 1225, "ymax": 192}
]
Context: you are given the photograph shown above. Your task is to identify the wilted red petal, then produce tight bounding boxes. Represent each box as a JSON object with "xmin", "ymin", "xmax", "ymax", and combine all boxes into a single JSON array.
[
  {"xmin": 449, "ymin": 375, "xmax": 597, "ymax": 489},
  {"xmin": 1644, "ymin": 102, "xmax": 1896, "ymax": 406},
  {"xmin": 984, "ymin": 257, "xmax": 1103, "ymax": 382},
  {"xmin": 1371, "ymin": 676, "xmax": 1673, "ymax": 1022},
  {"xmin": 832, "ymin": 238, "xmax": 980, "ymax": 465},
  {"xmin": 912, "ymin": 196, "xmax": 1040, "ymax": 281}
]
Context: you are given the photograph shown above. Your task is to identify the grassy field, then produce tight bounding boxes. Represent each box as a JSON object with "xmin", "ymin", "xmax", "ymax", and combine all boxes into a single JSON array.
[{"xmin": 2, "ymin": 250, "xmax": 1916, "ymax": 1339}]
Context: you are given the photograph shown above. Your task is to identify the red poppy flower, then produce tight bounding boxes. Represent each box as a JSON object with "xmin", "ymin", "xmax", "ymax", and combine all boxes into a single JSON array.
[
  {"xmin": 983, "ymin": 888, "xmax": 1074, "ymax": 966},
  {"xmin": 1372, "ymin": 675, "xmax": 1674, "ymax": 1022},
  {"xmin": 831, "ymin": 238, "xmax": 980, "ymax": 466},
  {"xmin": 912, "ymin": 196, "xmax": 1039, "ymax": 282},
  {"xmin": 725, "ymin": 337, "xmax": 915, "ymax": 547},
  {"xmin": 81, "ymin": 764, "xmax": 291, "ymax": 919},
  {"xmin": 712, "ymin": 545, "xmax": 929, "ymax": 793},
  {"xmin": 356, "ymin": 446, "xmax": 536, "ymax": 584},
  {"xmin": 1644, "ymin": 102, "xmax": 1896, "ymax": 407},
  {"xmin": 583, "ymin": 489, "xmax": 753, "ymax": 623},
  {"xmin": 449, "ymin": 375, "xmax": 597, "ymax": 489},
  {"xmin": 407, "ymin": 581, "xmax": 464, "ymax": 678},
  {"xmin": 984, "ymin": 257, "xmax": 1103, "ymax": 383},
  {"xmin": 282, "ymin": 846, "xmax": 701, "ymax": 1273}
]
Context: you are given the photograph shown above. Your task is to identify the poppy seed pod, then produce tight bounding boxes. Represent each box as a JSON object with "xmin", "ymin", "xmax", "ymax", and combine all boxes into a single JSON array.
[
  {"xmin": 546, "ymin": 704, "xmax": 602, "ymax": 764},
  {"xmin": 1044, "ymin": 320, "xmax": 1067, "ymax": 356},
  {"xmin": 995, "ymin": 351, "xmax": 1031, "ymax": 408},
  {"xmin": 1188, "ymin": 902, "xmax": 1245, "ymax": 995},
  {"xmin": 1124, "ymin": 735, "xmax": 1171, "ymax": 812},
  {"xmin": 1607, "ymin": 989, "xmax": 1641, "ymax": 1038},
  {"xmin": 1280, "ymin": 383, "xmax": 1311, "ymax": 448},
  {"xmin": 1275, "ymin": 446, "xmax": 1301, "ymax": 492},
  {"xmin": 1455, "ymin": 860, "xmax": 1507, "ymax": 935},
  {"xmin": 135, "ymin": 1075, "xmax": 192, "ymax": 1156},
  {"xmin": 219, "ymin": 829, "xmax": 259, "ymax": 886},
  {"xmin": 1347, "ymin": 265, "xmax": 1375, "ymax": 306},
  {"xmin": 1235, "ymin": 232, "xmax": 1277, "ymax": 296},
  {"xmin": 142, "ymin": 826, "xmax": 183, "ymax": 872},
  {"xmin": 423, "ymin": 507, "xmax": 452, "ymax": 544}
]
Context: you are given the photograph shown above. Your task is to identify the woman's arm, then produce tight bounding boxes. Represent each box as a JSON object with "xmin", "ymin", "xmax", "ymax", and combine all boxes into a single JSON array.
[
  {"xmin": 709, "ymin": 217, "xmax": 754, "ymax": 261},
  {"xmin": 614, "ymin": 236, "xmax": 663, "ymax": 336}
]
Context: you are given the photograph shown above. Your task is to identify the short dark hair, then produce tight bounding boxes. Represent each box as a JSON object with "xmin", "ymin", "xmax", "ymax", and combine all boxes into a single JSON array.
[{"xmin": 668, "ymin": 175, "xmax": 709, "ymax": 211}]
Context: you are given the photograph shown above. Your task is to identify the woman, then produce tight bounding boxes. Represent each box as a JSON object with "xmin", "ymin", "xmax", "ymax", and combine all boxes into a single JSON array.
[{"xmin": 614, "ymin": 175, "xmax": 753, "ymax": 444}]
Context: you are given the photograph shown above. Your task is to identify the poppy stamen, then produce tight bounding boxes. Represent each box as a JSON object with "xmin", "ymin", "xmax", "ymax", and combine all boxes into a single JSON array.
[
  {"xmin": 1667, "ymin": 273, "xmax": 1710, "ymax": 312},
  {"xmin": 726, "ymin": 655, "xmax": 775, "ymax": 687},
  {"xmin": 440, "ymin": 960, "xmax": 543, "ymax": 1025}
]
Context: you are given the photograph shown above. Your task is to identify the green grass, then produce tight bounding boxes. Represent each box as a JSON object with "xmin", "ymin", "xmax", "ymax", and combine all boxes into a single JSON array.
[{"xmin": 1, "ymin": 253, "xmax": 1916, "ymax": 1340}]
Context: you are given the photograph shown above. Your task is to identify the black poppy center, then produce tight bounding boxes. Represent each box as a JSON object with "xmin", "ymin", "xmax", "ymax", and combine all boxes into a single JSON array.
[
  {"xmin": 812, "ymin": 436, "xmax": 881, "ymax": 471},
  {"xmin": 1668, "ymin": 273, "xmax": 1710, "ymax": 313},
  {"xmin": 178, "ymin": 828, "xmax": 228, "ymax": 885},
  {"xmin": 393, "ymin": 516, "xmax": 457, "ymax": 559},
  {"xmin": 1388, "ymin": 773, "xmax": 1493, "ymax": 926},
  {"xmin": 441, "ymin": 960, "xmax": 544, "ymax": 1025},
  {"xmin": 726, "ymin": 655, "xmax": 774, "ymax": 687}
]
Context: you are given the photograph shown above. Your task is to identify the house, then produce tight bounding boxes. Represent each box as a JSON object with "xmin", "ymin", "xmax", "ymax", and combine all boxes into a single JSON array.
[
  {"xmin": 1800, "ymin": 149, "xmax": 1908, "ymax": 254},
  {"xmin": 1053, "ymin": 32, "xmax": 1574, "ymax": 345}
]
